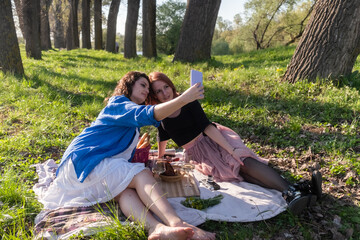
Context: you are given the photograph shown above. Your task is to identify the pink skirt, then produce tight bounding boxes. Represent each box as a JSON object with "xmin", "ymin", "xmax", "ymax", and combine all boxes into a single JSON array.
[{"xmin": 184, "ymin": 123, "xmax": 268, "ymax": 182}]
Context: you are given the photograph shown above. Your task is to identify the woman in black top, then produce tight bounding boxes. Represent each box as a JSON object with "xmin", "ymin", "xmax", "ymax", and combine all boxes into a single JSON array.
[{"xmin": 148, "ymin": 72, "xmax": 322, "ymax": 215}]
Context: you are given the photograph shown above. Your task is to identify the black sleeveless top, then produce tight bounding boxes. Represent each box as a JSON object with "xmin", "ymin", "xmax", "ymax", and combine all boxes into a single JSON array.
[{"xmin": 157, "ymin": 100, "xmax": 211, "ymax": 146}]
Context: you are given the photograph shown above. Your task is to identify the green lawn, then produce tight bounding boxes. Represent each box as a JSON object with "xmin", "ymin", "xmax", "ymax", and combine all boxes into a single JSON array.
[{"xmin": 0, "ymin": 46, "xmax": 359, "ymax": 239}]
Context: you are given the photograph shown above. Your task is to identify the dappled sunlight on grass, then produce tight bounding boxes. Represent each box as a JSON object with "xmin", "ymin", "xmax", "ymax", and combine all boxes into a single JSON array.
[{"xmin": 0, "ymin": 45, "xmax": 359, "ymax": 239}]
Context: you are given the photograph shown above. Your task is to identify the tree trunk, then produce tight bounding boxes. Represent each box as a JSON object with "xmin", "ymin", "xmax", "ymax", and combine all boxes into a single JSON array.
[
  {"xmin": 106, "ymin": 0, "xmax": 121, "ymax": 53},
  {"xmin": 0, "ymin": 0, "xmax": 24, "ymax": 75},
  {"xmin": 53, "ymin": 0, "xmax": 66, "ymax": 49},
  {"xmin": 13, "ymin": 0, "xmax": 26, "ymax": 39},
  {"xmin": 73, "ymin": 0, "xmax": 80, "ymax": 48},
  {"xmin": 124, "ymin": 0, "xmax": 140, "ymax": 58},
  {"xmin": 282, "ymin": 0, "xmax": 360, "ymax": 83},
  {"xmin": 23, "ymin": 0, "xmax": 42, "ymax": 59},
  {"xmin": 142, "ymin": 0, "xmax": 157, "ymax": 58},
  {"xmin": 66, "ymin": 0, "xmax": 75, "ymax": 50},
  {"xmin": 66, "ymin": 0, "xmax": 79, "ymax": 50},
  {"xmin": 82, "ymin": 0, "xmax": 91, "ymax": 49},
  {"xmin": 40, "ymin": 0, "xmax": 53, "ymax": 50},
  {"xmin": 94, "ymin": 0, "xmax": 103, "ymax": 50},
  {"xmin": 173, "ymin": 0, "xmax": 221, "ymax": 62}
]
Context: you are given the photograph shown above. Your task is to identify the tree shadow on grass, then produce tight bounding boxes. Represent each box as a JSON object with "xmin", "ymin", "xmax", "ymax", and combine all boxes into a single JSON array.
[
  {"xmin": 28, "ymin": 67, "xmax": 116, "ymax": 107},
  {"xmin": 207, "ymin": 47, "xmax": 295, "ymax": 70},
  {"xmin": 203, "ymin": 85, "xmax": 359, "ymax": 155},
  {"xmin": 200, "ymin": 86, "xmax": 360, "ymax": 239}
]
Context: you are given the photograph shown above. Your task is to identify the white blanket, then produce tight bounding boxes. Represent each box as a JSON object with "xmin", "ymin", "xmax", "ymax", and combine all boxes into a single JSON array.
[
  {"xmin": 33, "ymin": 160, "xmax": 287, "ymax": 238},
  {"xmin": 167, "ymin": 170, "xmax": 287, "ymax": 225}
]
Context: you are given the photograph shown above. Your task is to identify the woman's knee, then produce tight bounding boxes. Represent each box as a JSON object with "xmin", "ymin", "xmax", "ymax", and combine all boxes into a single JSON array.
[
  {"xmin": 115, "ymin": 188, "xmax": 137, "ymax": 204},
  {"xmin": 128, "ymin": 168, "xmax": 154, "ymax": 188},
  {"xmin": 134, "ymin": 168, "xmax": 153, "ymax": 181},
  {"xmin": 240, "ymin": 157, "xmax": 259, "ymax": 174},
  {"xmin": 243, "ymin": 157, "xmax": 256, "ymax": 164}
]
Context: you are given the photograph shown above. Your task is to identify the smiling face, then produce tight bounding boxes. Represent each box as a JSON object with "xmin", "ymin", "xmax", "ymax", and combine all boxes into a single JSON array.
[
  {"xmin": 151, "ymin": 80, "xmax": 174, "ymax": 103},
  {"xmin": 130, "ymin": 77, "xmax": 150, "ymax": 104}
]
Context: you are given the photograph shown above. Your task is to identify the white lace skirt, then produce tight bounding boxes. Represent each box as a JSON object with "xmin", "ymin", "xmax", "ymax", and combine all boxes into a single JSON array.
[{"xmin": 40, "ymin": 131, "xmax": 147, "ymax": 210}]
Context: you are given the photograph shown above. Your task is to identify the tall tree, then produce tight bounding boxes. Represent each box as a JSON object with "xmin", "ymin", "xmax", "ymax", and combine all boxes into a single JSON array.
[
  {"xmin": 245, "ymin": 0, "xmax": 314, "ymax": 50},
  {"xmin": 82, "ymin": 0, "xmax": 92, "ymax": 49},
  {"xmin": 282, "ymin": 0, "xmax": 360, "ymax": 83},
  {"xmin": 40, "ymin": 0, "xmax": 53, "ymax": 50},
  {"xmin": 52, "ymin": 0, "xmax": 66, "ymax": 49},
  {"xmin": 106, "ymin": 0, "xmax": 121, "ymax": 53},
  {"xmin": 66, "ymin": 0, "xmax": 79, "ymax": 50},
  {"xmin": 173, "ymin": 0, "xmax": 221, "ymax": 62},
  {"xmin": 13, "ymin": 0, "xmax": 26, "ymax": 39},
  {"xmin": 94, "ymin": 0, "xmax": 103, "ymax": 49},
  {"xmin": 73, "ymin": 0, "xmax": 80, "ymax": 48},
  {"xmin": 23, "ymin": 0, "xmax": 42, "ymax": 59},
  {"xmin": 124, "ymin": 0, "xmax": 140, "ymax": 58},
  {"xmin": 0, "ymin": 0, "xmax": 24, "ymax": 75},
  {"xmin": 142, "ymin": 0, "xmax": 157, "ymax": 58},
  {"xmin": 248, "ymin": 0, "xmax": 289, "ymax": 50}
]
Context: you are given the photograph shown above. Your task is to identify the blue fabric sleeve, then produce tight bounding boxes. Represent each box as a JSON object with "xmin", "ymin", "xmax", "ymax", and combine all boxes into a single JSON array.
[{"xmin": 94, "ymin": 96, "xmax": 160, "ymax": 128}]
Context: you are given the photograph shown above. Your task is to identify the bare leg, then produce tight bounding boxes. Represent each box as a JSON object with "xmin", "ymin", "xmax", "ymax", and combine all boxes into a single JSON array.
[
  {"xmin": 126, "ymin": 169, "xmax": 216, "ymax": 240},
  {"xmin": 115, "ymin": 188, "xmax": 194, "ymax": 240},
  {"xmin": 240, "ymin": 157, "xmax": 289, "ymax": 192}
]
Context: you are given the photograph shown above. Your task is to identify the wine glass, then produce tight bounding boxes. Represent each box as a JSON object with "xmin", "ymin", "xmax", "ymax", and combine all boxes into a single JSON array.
[
  {"xmin": 182, "ymin": 154, "xmax": 194, "ymax": 188},
  {"xmin": 152, "ymin": 160, "xmax": 166, "ymax": 178}
]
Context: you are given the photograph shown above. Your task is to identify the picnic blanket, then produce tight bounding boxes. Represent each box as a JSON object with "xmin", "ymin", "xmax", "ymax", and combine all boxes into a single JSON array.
[{"xmin": 32, "ymin": 159, "xmax": 287, "ymax": 239}]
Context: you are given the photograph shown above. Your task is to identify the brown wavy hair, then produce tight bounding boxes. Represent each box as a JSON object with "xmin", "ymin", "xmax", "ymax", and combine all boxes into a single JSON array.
[
  {"xmin": 105, "ymin": 71, "xmax": 150, "ymax": 104},
  {"xmin": 148, "ymin": 72, "xmax": 179, "ymax": 105}
]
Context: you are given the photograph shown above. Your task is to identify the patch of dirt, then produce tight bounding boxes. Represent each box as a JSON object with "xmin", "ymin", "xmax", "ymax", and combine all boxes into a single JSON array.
[{"xmin": 263, "ymin": 147, "xmax": 360, "ymax": 239}]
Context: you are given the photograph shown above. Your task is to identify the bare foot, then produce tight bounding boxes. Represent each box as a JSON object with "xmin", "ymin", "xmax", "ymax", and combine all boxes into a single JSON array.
[
  {"xmin": 148, "ymin": 224, "xmax": 194, "ymax": 240},
  {"xmin": 172, "ymin": 222, "xmax": 216, "ymax": 240}
]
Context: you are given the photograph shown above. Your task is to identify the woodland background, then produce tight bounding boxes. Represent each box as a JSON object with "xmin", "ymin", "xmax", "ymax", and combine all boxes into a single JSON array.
[{"xmin": 0, "ymin": 0, "xmax": 360, "ymax": 239}]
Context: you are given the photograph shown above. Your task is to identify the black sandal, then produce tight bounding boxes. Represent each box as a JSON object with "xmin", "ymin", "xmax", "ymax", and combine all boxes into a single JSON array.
[
  {"xmin": 287, "ymin": 194, "xmax": 309, "ymax": 215},
  {"xmin": 283, "ymin": 187, "xmax": 317, "ymax": 215},
  {"xmin": 293, "ymin": 170, "xmax": 322, "ymax": 201}
]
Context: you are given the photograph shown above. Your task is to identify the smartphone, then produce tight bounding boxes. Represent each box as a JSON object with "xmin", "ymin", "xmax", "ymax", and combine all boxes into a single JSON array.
[{"xmin": 190, "ymin": 69, "xmax": 203, "ymax": 86}]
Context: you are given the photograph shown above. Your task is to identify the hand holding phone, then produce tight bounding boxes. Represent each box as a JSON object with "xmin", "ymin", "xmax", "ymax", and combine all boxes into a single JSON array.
[{"xmin": 190, "ymin": 69, "xmax": 203, "ymax": 87}]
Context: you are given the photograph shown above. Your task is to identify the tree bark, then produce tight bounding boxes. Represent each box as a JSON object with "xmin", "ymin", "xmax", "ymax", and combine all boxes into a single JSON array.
[
  {"xmin": 73, "ymin": 0, "xmax": 80, "ymax": 48},
  {"xmin": 66, "ymin": 0, "xmax": 79, "ymax": 50},
  {"xmin": 282, "ymin": 0, "xmax": 360, "ymax": 83},
  {"xmin": 40, "ymin": 0, "xmax": 53, "ymax": 50},
  {"xmin": 0, "ymin": 0, "xmax": 24, "ymax": 75},
  {"xmin": 124, "ymin": 0, "xmax": 140, "ymax": 58},
  {"xmin": 13, "ymin": 0, "xmax": 26, "ymax": 39},
  {"xmin": 173, "ymin": 0, "xmax": 221, "ymax": 62},
  {"xmin": 94, "ymin": 0, "xmax": 103, "ymax": 50},
  {"xmin": 66, "ymin": 0, "xmax": 75, "ymax": 50},
  {"xmin": 53, "ymin": 0, "xmax": 66, "ymax": 49},
  {"xmin": 142, "ymin": 0, "xmax": 157, "ymax": 58},
  {"xmin": 82, "ymin": 0, "xmax": 91, "ymax": 49},
  {"xmin": 23, "ymin": 0, "xmax": 42, "ymax": 59},
  {"xmin": 106, "ymin": 0, "xmax": 121, "ymax": 53}
]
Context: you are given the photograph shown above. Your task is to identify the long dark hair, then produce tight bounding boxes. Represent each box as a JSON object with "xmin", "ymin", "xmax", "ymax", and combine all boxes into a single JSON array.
[{"xmin": 105, "ymin": 71, "xmax": 150, "ymax": 103}]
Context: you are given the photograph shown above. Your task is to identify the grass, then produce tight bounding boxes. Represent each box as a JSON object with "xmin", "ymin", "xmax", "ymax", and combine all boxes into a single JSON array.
[{"xmin": 0, "ymin": 45, "xmax": 359, "ymax": 239}]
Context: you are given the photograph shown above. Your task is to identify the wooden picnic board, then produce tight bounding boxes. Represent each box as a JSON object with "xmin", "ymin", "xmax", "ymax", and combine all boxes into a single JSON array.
[{"xmin": 158, "ymin": 173, "xmax": 200, "ymax": 198}]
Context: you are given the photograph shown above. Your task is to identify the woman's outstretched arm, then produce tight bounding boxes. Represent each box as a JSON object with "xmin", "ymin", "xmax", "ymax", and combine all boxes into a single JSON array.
[{"xmin": 153, "ymin": 83, "xmax": 204, "ymax": 121}]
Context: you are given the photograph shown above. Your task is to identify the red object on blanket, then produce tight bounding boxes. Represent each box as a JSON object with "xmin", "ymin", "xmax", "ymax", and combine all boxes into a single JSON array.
[{"xmin": 132, "ymin": 145, "xmax": 151, "ymax": 164}]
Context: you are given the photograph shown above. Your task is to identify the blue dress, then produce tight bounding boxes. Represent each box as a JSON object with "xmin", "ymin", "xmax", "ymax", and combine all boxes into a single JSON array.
[{"xmin": 40, "ymin": 95, "xmax": 160, "ymax": 209}]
